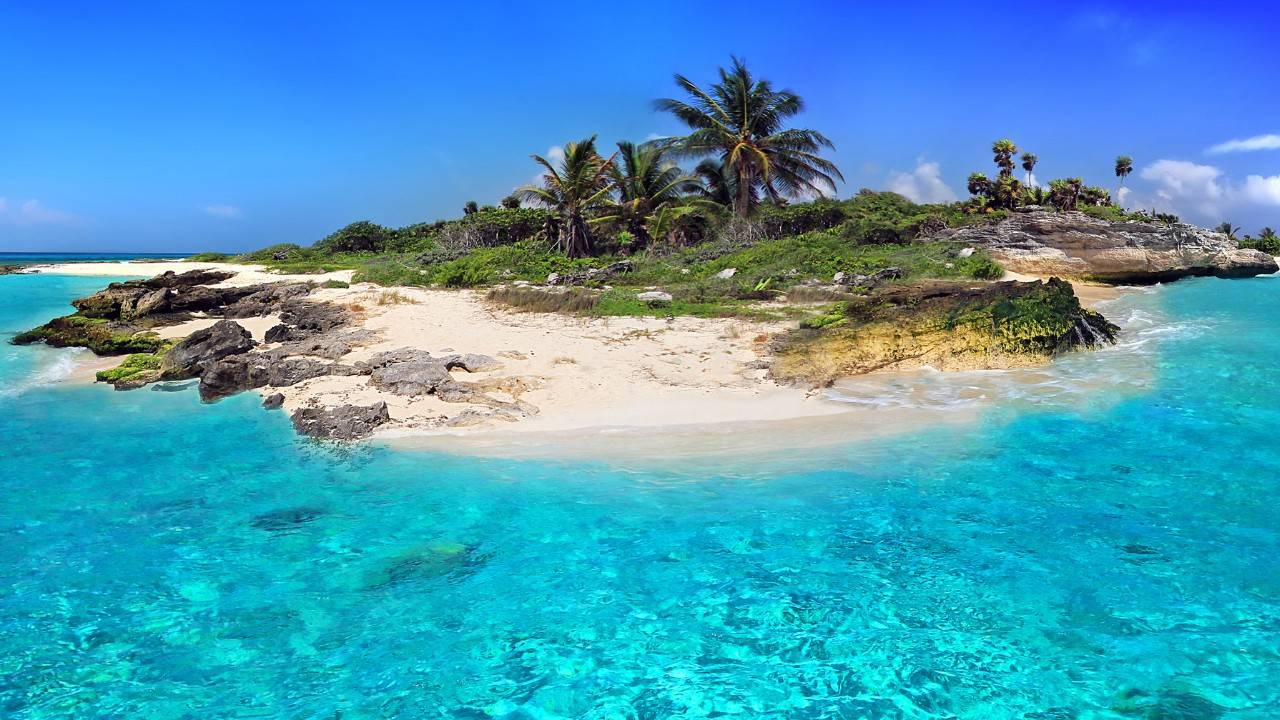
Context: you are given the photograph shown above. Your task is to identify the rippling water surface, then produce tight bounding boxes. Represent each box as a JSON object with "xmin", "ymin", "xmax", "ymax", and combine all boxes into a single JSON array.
[{"xmin": 1, "ymin": 271, "xmax": 1278, "ymax": 718}]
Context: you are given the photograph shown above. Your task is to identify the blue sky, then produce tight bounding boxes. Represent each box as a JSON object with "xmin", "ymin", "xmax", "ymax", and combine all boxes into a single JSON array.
[{"xmin": 1, "ymin": 0, "xmax": 1277, "ymax": 252}]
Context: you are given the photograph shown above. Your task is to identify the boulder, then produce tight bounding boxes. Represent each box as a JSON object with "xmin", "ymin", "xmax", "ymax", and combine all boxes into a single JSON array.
[
  {"xmin": 198, "ymin": 354, "xmax": 359, "ymax": 401},
  {"xmin": 161, "ymin": 320, "xmax": 257, "ymax": 379},
  {"xmin": 262, "ymin": 393, "xmax": 285, "ymax": 409},
  {"xmin": 369, "ymin": 358, "xmax": 453, "ymax": 396},
  {"xmin": 636, "ymin": 291, "xmax": 673, "ymax": 304},
  {"xmin": 291, "ymin": 402, "xmax": 391, "ymax": 440},
  {"xmin": 715, "ymin": 267, "xmax": 737, "ymax": 279},
  {"xmin": 933, "ymin": 210, "xmax": 1278, "ymax": 283}
]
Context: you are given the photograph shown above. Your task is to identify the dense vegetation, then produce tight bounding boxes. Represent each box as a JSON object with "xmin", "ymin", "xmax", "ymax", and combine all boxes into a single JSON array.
[{"xmin": 206, "ymin": 59, "xmax": 1217, "ymax": 319}]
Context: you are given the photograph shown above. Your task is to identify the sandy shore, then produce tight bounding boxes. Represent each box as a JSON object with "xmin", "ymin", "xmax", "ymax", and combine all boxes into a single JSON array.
[
  {"xmin": 32, "ymin": 261, "xmax": 847, "ymax": 439},
  {"xmin": 28, "ymin": 260, "xmax": 1138, "ymax": 456}
]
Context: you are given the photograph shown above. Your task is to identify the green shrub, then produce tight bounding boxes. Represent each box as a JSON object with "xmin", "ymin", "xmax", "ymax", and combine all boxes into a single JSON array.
[
  {"xmin": 187, "ymin": 252, "xmax": 231, "ymax": 262},
  {"xmin": 320, "ymin": 279, "xmax": 350, "ymax": 289},
  {"xmin": 314, "ymin": 221, "xmax": 399, "ymax": 254}
]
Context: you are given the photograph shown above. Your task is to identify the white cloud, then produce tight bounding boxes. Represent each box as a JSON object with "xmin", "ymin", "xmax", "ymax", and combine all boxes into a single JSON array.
[
  {"xmin": 524, "ymin": 145, "xmax": 567, "ymax": 189},
  {"xmin": 1140, "ymin": 159, "xmax": 1226, "ymax": 217},
  {"xmin": 1134, "ymin": 159, "xmax": 1280, "ymax": 222},
  {"xmin": 887, "ymin": 161, "xmax": 958, "ymax": 204},
  {"xmin": 0, "ymin": 197, "xmax": 75, "ymax": 225},
  {"xmin": 1116, "ymin": 186, "xmax": 1132, "ymax": 207},
  {"xmin": 1206, "ymin": 133, "xmax": 1280, "ymax": 155},
  {"xmin": 1240, "ymin": 174, "xmax": 1280, "ymax": 205},
  {"xmin": 204, "ymin": 204, "xmax": 242, "ymax": 219}
]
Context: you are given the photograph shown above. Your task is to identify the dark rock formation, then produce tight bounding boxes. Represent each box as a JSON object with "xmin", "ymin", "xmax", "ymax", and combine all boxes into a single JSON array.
[
  {"xmin": 264, "ymin": 301, "xmax": 352, "ymax": 342},
  {"xmin": 772, "ymin": 278, "xmax": 1118, "ymax": 385},
  {"xmin": 198, "ymin": 354, "xmax": 359, "ymax": 401},
  {"xmin": 933, "ymin": 210, "xmax": 1278, "ymax": 283},
  {"xmin": 262, "ymin": 393, "xmax": 285, "ymax": 409},
  {"xmin": 161, "ymin": 320, "xmax": 257, "ymax": 379},
  {"xmin": 291, "ymin": 402, "xmax": 390, "ymax": 440},
  {"xmin": 0, "ymin": 265, "xmax": 22, "ymax": 275}
]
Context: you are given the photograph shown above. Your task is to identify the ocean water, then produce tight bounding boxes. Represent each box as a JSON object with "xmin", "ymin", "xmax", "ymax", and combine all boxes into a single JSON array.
[
  {"xmin": 1, "ymin": 270, "xmax": 1278, "ymax": 719},
  {"xmin": 0, "ymin": 252, "xmax": 190, "ymax": 266}
]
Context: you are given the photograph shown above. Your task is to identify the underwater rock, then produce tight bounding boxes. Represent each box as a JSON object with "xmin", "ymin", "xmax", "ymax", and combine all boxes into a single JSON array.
[
  {"xmin": 250, "ymin": 506, "xmax": 325, "ymax": 532},
  {"xmin": 361, "ymin": 541, "xmax": 480, "ymax": 590}
]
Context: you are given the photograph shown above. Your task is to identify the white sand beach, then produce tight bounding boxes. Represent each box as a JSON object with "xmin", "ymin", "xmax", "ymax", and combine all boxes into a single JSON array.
[{"xmin": 31, "ymin": 261, "xmax": 849, "ymax": 437}]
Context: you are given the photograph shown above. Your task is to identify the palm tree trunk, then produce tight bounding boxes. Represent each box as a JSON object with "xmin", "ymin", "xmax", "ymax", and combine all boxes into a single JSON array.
[{"xmin": 735, "ymin": 163, "xmax": 752, "ymax": 218}]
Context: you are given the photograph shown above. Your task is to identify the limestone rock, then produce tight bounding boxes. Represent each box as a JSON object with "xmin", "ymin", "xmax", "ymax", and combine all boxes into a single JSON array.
[
  {"xmin": 933, "ymin": 210, "xmax": 1278, "ymax": 283},
  {"xmin": 161, "ymin": 320, "xmax": 257, "ymax": 379},
  {"xmin": 291, "ymin": 402, "xmax": 391, "ymax": 440},
  {"xmin": 636, "ymin": 291, "xmax": 673, "ymax": 304}
]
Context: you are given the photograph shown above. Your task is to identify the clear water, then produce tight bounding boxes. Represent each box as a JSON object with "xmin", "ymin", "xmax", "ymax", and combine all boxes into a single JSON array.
[{"xmin": 1, "ymin": 271, "xmax": 1277, "ymax": 719}]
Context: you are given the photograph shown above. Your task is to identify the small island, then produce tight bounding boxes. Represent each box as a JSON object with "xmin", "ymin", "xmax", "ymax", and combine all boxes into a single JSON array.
[{"xmin": 14, "ymin": 60, "xmax": 1277, "ymax": 440}]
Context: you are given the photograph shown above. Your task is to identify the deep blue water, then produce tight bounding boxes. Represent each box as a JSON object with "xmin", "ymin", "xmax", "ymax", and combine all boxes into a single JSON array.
[
  {"xmin": 0, "ymin": 252, "xmax": 189, "ymax": 266},
  {"xmin": 1, "ymin": 271, "xmax": 1278, "ymax": 718}
]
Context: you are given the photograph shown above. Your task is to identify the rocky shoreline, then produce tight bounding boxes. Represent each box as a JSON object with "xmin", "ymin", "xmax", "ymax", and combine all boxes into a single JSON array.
[
  {"xmin": 934, "ymin": 209, "xmax": 1278, "ymax": 283},
  {"xmin": 13, "ymin": 209, "xmax": 1275, "ymax": 442},
  {"xmin": 12, "ymin": 269, "xmax": 531, "ymax": 439}
]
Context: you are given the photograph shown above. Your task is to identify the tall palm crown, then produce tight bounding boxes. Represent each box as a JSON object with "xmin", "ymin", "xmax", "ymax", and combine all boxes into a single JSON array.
[
  {"xmin": 1115, "ymin": 155, "xmax": 1134, "ymax": 184},
  {"xmin": 606, "ymin": 141, "xmax": 701, "ymax": 245},
  {"xmin": 992, "ymin": 139, "xmax": 1018, "ymax": 177},
  {"xmin": 516, "ymin": 136, "xmax": 616, "ymax": 258},
  {"xmin": 1020, "ymin": 152, "xmax": 1038, "ymax": 185},
  {"xmin": 655, "ymin": 57, "xmax": 843, "ymax": 216}
]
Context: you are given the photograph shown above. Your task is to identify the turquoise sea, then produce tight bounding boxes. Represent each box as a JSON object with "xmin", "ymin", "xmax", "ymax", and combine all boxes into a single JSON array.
[{"xmin": 1, "ymin": 268, "xmax": 1278, "ymax": 718}]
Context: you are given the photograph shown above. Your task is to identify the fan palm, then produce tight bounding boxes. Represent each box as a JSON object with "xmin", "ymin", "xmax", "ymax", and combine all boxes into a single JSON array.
[
  {"xmin": 1216, "ymin": 222, "xmax": 1242, "ymax": 241},
  {"xmin": 516, "ymin": 136, "xmax": 617, "ymax": 258},
  {"xmin": 1115, "ymin": 155, "xmax": 1134, "ymax": 185},
  {"xmin": 992, "ymin": 139, "xmax": 1018, "ymax": 177},
  {"xmin": 655, "ymin": 57, "xmax": 843, "ymax": 217},
  {"xmin": 1020, "ymin": 152, "xmax": 1038, "ymax": 186}
]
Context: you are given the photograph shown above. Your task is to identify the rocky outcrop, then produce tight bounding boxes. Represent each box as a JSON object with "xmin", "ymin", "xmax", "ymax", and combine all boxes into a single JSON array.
[
  {"xmin": 291, "ymin": 402, "xmax": 391, "ymax": 440},
  {"xmin": 14, "ymin": 269, "xmax": 318, "ymax": 356},
  {"xmin": 546, "ymin": 260, "xmax": 633, "ymax": 286},
  {"xmin": 161, "ymin": 320, "xmax": 257, "ymax": 379},
  {"xmin": 198, "ymin": 354, "xmax": 360, "ymax": 401},
  {"xmin": 772, "ymin": 278, "xmax": 1118, "ymax": 386},
  {"xmin": 933, "ymin": 210, "xmax": 1278, "ymax": 283},
  {"xmin": 0, "ymin": 265, "xmax": 22, "ymax": 275}
]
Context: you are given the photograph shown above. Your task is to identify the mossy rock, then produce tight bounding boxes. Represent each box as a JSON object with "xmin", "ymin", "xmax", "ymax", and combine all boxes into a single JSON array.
[
  {"xmin": 96, "ymin": 351, "xmax": 170, "ymax": 388},
  {"xmin": 13, "ymin": 315, "xmax": 168, "ymax": 355},
  {"xmin": 772, "ymin": 278, "xmax": 1117, "ymax": 385}
]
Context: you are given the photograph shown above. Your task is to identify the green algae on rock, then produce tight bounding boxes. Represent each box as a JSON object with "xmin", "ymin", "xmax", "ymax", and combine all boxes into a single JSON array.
[
  {"xmin": 13, "ymin": 315, "xmax": 168, "ymax": 355},
  {"xmin": 771, "ymin": 278, "xmax": 1118, "ymax": 386}
]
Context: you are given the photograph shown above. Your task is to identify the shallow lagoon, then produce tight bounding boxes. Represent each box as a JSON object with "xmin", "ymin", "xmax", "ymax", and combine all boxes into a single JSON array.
[{"xmin": 1, "ymin": 272, "xmax": 1277, "ymax": 718}]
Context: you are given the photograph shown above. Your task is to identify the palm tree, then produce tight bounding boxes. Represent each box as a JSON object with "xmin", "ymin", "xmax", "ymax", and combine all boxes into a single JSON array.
[
  {"xmin": 1115, "ymin": 155, "xmax": 1133, "ymax": 196},
  {"xmin": 603, "ymin": 141, "xmax": 702, "ymax": 247},
  {"xmin": 694, "ymin": 159, "xmax": 754, "ymax": 210},
  {"xmin": 655, "ymin": 57, "xmax": 843, "ymax": 217},
  {"xmin": 1260, "ymin": 227, "xmax": 1278, "ymax": 241},
  {"xmin": 967, "ymin": 172, "xmax": 993, "ymax": 198},
  {"xmin": 516, "ymin": 136, "xmax": 617, "ymax": 258},
  {"xmin": 1216, "ymin": 222, "xmax": 1242, "ymax": 241},
  {"xmin": 992, "ymin": 139, "xmax": 1018, "ymax": 177},
  {"xmin": 1020, "ymin": 152, "xmax": 1038, "ymax": 187}
]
